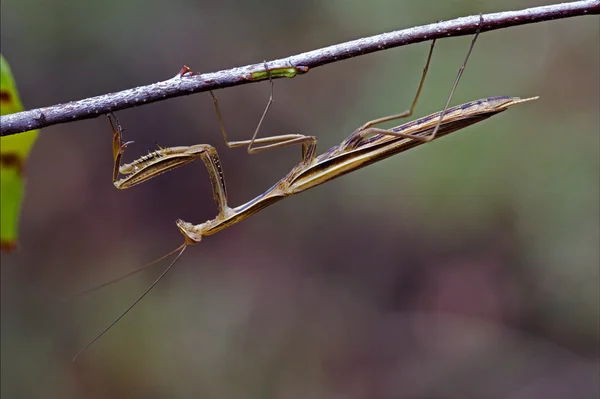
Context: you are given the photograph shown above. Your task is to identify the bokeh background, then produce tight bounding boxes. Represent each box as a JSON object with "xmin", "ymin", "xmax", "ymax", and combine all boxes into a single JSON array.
[{"xmin": 1, "ymin": 0, "xmax": 598, "ymax": 398}]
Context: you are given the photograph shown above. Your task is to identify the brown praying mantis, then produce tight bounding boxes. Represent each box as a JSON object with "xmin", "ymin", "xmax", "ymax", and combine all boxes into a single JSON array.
[{"xmin": 73, "ymin": 18, "xmax": 537, "ymax": 360}]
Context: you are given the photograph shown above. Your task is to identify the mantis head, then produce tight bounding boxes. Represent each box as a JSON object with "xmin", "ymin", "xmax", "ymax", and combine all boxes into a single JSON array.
[{"xmin": 176, "ymin": 219, "xmax": 204, "ymax": 245}]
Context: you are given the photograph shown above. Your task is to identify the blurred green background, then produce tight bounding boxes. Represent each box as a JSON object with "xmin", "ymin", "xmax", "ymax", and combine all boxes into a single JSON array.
[{"xmin": 1, "ymin": 0, "xmax": 598, "ymax": 398}]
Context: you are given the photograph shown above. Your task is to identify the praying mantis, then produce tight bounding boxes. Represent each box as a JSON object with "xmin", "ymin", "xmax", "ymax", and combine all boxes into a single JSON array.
[{"xmin": 74, "ymin": 18, "xmax": 537, "ymax": 360}]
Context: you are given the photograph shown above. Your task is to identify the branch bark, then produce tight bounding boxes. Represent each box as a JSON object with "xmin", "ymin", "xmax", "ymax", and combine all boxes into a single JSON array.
[{"xmin": 1, "ymin": 0, "xmax": 598, "ymax": 137}]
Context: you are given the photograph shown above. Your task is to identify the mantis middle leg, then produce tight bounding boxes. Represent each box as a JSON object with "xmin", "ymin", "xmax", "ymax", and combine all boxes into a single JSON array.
[{"xmin": 210, "ymin": 62, "xmax": 318, "ymax": 165}]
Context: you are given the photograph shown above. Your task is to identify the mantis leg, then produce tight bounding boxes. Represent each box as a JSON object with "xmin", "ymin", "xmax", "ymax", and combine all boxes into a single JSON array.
[
  {"xmin": 341, "ymin": 38, "xmax": 436, "ymax": 149},
  {"xmin": 108, "ymin": 112, "xmax": 134, "ymax": 184},
  {"xmin": 351, "ymin": 15, "xmax": 484, "ymax": 144},
  {"xmin": 107, "ymin": 113, "xmax": 231, "ymax": 218},
  {"xmin": 209, "ymin": 62, "xmax": 318, "ymax": 164}
]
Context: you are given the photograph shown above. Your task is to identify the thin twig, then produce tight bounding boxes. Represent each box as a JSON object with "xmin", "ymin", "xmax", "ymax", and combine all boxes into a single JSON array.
[{"xmin": 1, "ymin": 0, "xmax": 598, "ymax": 136}]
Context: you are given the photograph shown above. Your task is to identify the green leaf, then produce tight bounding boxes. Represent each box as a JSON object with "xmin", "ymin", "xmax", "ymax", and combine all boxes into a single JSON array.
[{"xmin": 1, "ymin": 54, "xmax": 39, "ymax": 252}]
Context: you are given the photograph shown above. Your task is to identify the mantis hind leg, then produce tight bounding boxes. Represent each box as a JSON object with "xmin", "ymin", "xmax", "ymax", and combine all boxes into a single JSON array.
[
  {"xmin": 349, "ymin": 14, "xmax": 484, "ymax": 145},
  {"xmin": 342, "ymin": 38, "xmax": 436, "ymax": 149}
]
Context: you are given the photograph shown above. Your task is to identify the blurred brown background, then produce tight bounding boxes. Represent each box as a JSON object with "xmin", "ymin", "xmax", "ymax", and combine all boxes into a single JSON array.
[{"xmin": 1, "ymin": 0, "xmax": 599, "ymax": 398}]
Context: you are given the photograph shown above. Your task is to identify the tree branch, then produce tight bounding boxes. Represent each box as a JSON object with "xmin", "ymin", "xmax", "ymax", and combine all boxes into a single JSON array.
[{"xmin": 1, "ymin": 0, "xmax": 598, "ymax": 137}]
